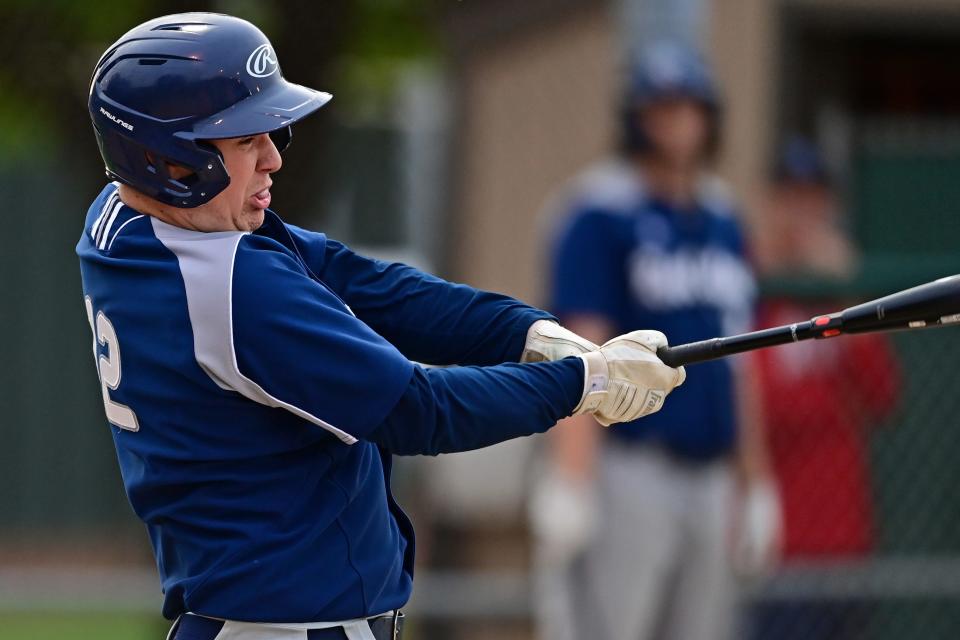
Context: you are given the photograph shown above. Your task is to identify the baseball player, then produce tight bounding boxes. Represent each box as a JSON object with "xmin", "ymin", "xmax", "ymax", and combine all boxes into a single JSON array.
[
  {"xmin": 750, "ymin": 138, "xmax": 900, "ymax": 640},
  {"xmin": 530, "ymin": 42, "xmax": 780, "ymax": 640},
  {"xmin": 78, "ymin": 13, "xmax": 685, "ymax": 640}
]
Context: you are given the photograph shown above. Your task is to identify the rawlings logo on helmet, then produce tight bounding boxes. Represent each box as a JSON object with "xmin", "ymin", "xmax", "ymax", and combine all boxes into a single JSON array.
[
  {"xmin": 246, "ymin": 44, "xmax": 278, "ymax": 78},
  {"xmin": 100, "ymin": 106, "xmax": 134, "ymax": 131}
]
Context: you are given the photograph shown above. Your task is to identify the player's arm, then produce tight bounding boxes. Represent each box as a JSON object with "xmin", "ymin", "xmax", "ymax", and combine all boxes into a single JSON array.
[
  {"xmin": 540, "ymin": 208, "xmax": 627, "ymax": 478},
  {"xmin": 543, "ymin": 315, "xmax": 614, "ymax": 478},
  {"xmin": 734, "ymin": 358, "xmax": 772, "ymax": 485},
  {"xmin": 529, "ymin": 208, "xmax": 626, "ymax": 560},
  {"xmin": 289, "ymin": 224, "xmax": 583, "ymax": 366},
  {"xmin": 527, "ymin": 314, "xmax": 613, "ymax": 564},
  {"xmin": 731, "ymin": 355, "xmax": 782, "ymax": 577},
  {"xmin": 368, "ymin": 359, "xmax": 583, "ymax": 455},
  {"xmin": 727, "ymin": 221, "xmax": 781, "ymax": 577},
  {"xmin": 369, "ymin": 329, "xmax": 683, "ymax": 455},
  {"xmin": 223, "ymin": 236, "xmax": 682, "ymax": 451},
  {"xmin": 318, "ymin": 236, "xmax": 557, "ymax": 366}
]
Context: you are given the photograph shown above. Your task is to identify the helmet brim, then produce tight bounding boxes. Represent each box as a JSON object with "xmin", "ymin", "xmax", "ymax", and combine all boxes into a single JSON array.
[{"xmin": 186, "ymin": 79, "xmax": 332, "ymax": 141}]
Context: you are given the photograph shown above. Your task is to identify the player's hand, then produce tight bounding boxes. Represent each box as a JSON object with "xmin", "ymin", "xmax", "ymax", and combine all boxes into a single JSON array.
[
  {"xmin": 573, "ymin": 330, "xmax": 685, "ymax": 426},
  {"xmin": 528, "ymin": 467, "xmax": 597, "ymax": 565},
  {"xmin": 732, "ymin": 480, "xmax": 782, "ymax": 580},
  {"xmin": 521, "ymin": 319, "xmax": 598, "ymax": 363}
]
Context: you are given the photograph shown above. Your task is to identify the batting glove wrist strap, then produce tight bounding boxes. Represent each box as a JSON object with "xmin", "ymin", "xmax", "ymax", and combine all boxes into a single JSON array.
[{"xmin": 575, "ymin": 351, "xmax": 609, "ymax": 414}]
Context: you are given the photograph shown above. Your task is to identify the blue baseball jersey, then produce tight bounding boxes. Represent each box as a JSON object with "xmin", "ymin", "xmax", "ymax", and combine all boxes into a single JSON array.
[
  {"xmin": 551, "ymin": 161, "xmax": 756, "ymax": 459},
  {"xmin": 77, "ymin": 183, "xmax": 578, "ymax": 623}
]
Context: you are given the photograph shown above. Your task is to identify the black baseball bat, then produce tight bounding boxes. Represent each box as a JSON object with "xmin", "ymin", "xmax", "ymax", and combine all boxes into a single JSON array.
[{"xmin": 656, "ymin": 275, "xmax": 960, "ymax": 368}]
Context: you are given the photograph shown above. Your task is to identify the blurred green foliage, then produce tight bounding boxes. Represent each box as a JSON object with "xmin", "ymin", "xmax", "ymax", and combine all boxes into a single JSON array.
[
  {"xmin": 0, "ymin": 0, "xmax": 440, "ymax": 163},
  {"xmin": 0, "ymin": 79, "xmax": 56, "ymax": 165},
  {"xmin": 0, "ymin": 0, "xmax": 148, "ymax": 164},
  {"xmin": 336, "ymin": 0, "xmax": 441, "ymax": 118},
  {"xmin": 0, "ymin": 611, "xmax": 166, "ymax": 640}
]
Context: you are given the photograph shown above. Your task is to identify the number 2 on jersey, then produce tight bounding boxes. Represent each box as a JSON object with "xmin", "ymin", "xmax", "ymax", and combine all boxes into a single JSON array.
[{"xmin": 84, "ymin": 296, "xmax": 140, "ymax": 432}]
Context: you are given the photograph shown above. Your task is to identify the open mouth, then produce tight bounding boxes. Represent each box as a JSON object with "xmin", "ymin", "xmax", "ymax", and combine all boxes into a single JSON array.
[{"xmin": 250, "ymin": 187, "xmax": 271, "ymax": 210}]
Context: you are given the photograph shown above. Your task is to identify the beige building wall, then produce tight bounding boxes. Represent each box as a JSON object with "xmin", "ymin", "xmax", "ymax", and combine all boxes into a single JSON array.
[
  {"xmin": 424, "ymin": 3, "xmax": 621, "ymax": 538},
  {"xmin": 708, "ymin": 0, "xmax": 777, "ymax": 237},
  {"xmin": 450, "ymin": 4, "xmax": 618, "ymax": 305}
]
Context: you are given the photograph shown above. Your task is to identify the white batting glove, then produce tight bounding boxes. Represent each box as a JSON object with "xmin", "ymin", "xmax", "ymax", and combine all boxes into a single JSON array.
[
  {"xmin": 574, "ymin": 330, "xmax": 685, "ymax": 426},
  {"xmin": 528, "ymin": 468, "xmax": 597, "ymax": 566},
  {"xmin": 521, "ymin": 320, "xmax": 598, "ymax": 363},
  {"xmin": 733, "ymin": 480, "xmax": 783, "ymax": 580}
]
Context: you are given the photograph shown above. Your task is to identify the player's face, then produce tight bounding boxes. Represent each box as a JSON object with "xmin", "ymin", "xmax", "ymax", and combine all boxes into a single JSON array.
[
  {"xmin": 640, "ymin": 97, "xmax": 710, "ymax": 168},
  {"xmin": 206, "ymin": 133, "xmax": 282, "ymax": 231}
]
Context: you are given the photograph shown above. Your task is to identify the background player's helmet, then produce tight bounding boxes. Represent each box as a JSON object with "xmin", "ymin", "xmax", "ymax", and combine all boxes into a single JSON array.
[
  {"xmin": 620, "ymin": 41, "xmax": 722, "ymax": 156},
  {"xmin": 88, "ymin": 13, "xmax": 332, "ymax": 208}
]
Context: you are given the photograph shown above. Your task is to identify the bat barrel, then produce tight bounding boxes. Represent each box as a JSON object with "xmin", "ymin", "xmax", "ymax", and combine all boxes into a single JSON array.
[{"xmin": 841, "ymin": 274, "xmax": 960, "ymax": 333}]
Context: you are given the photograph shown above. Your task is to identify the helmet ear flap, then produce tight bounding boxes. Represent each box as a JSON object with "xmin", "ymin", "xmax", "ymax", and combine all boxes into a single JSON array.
[
  {"xmin": 269, "ymin": 126, "xmax": 292, "ymax": 152},
  {"xmin": 172, "ymin": 142, "xmax": 230, "ymax": 206},
  {"xmin": 144, "ymin": 147, "xmax": 213, "ymax": 204},
  {"xmin": 97, "ymin": 129, "xmax": 230, "ymax": 208}
]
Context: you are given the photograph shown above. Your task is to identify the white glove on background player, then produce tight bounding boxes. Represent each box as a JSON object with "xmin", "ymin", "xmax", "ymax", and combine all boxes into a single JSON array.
[
  {"xmin": 574, "ymin": 330, "xmax": 686, "ymax": 426},
  {"xmin": 522, "ymin": 319, "xmax": 598, "ymax": 363},
  {"xmin": 732, "ymin": 480, "xmax": 783, "ymax": 579},
  {"xmin": 528, "ymin": 466, "xmax": 597, "ymax": 566}
]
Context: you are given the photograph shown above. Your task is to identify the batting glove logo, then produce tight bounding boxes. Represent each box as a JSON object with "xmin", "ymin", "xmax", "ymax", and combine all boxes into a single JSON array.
[
  {"xmin": 640, "ymin": 389, "xmax": 665, "ymax": 416},
  {"xmin": 246, "ymin": 44, "xmax": 278, "ymax": 78}
]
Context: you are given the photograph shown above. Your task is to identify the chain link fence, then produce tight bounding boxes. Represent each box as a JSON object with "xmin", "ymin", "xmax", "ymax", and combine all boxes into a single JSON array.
[{"xmin": 741, "ymin": 289, "xmax": 960, "ymax": 640}]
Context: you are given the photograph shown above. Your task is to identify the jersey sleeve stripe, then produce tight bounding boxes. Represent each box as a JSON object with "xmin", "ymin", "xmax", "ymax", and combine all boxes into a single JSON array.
[
  {"xmin": 151, "ymin": 218, "xmax": 358, "ymax": 444},
  {"xmin": 91, "ymin": 191, "xmax": 119, "ymax": 242},
  {"xmin": 106, "ymin": 215, "xmax": 145, "ymax": 251},
  {"xmin": 97, "ymin": 198, "xmax": 124, "ymax": 249},
  {"xmin": 221, "ymin": 234, "xmax": 358, "ymax": 444}
]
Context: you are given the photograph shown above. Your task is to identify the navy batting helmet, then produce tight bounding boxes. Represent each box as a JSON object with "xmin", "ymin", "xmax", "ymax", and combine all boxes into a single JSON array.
[
  {"xmin": 620, "ymin": 41, "xmax": 721, "ymax": 155},
  {"xmin": 89, "ymin": 13, "xmax": 332, "ymax": 208}
]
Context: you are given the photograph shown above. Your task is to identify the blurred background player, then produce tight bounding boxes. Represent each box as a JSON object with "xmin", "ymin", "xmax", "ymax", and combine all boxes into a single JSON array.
[
  {"xmin": 529, "ymin": 41, "xmax": 781, "ymax": 640},
  {"xmin": 750, "ymin": 137, "xmax": 901, "ymax": 640}
]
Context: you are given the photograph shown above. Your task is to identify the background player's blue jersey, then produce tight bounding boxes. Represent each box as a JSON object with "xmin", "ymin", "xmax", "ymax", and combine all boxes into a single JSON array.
[
  {"xmin": 77, "ymin": 183, "xmax": 576, "ymax": 623},
  {"xmin": 551, "ymin": 161, "xmax": 756, "ymax": 459}
]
